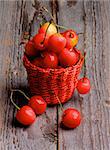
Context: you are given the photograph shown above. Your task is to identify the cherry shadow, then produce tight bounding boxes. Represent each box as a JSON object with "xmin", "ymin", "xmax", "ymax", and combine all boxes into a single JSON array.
[{"xmin": 60, "ymin": 122, "xmax": 76, "ymax": 131}]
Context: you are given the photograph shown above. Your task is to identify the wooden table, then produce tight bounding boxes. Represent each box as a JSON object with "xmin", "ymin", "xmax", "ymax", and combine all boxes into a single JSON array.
[{"xmin": 0, "ymin": 0, "xmax": 110, "ymax": 150}]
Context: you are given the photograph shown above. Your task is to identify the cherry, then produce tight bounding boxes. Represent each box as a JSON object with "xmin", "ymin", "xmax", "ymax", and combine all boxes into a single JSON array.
[
  {"xmin": 38, "ymin": 22, "xmax": 57, "ymax": 37},
  {"xmin": 48, "ymin": 33, "xmax": 66, "ymax": 54},
  {"xmin": 10, "ymin": 90, "xmax": 36, "ymax": 126},
  {"xmin": 33, "ymin": 33, "xmax": 49, "ymax": 50},
  {"xmin": 41, "ymin": 51, "xmax": 58, "ymax": 68},
  {"xmin": 31, "ymin": 57, "xmax": 43, "ymax": 67},
  {"xmin": 61, "ymin": 30, "xmax": 78, "ymax": 49},
  {"xmin": 76, "ymin": 77, "xmax": 91, "ymax": 94},
  {"xmin": 11, "ymin": 89, "xmax": 47, "ymax": 117},
  {"xmin": 59, "ymin": 48, "xmax": 78, "ymax": 67},
  {"xmin": 25, "ymin": 41, "xmax": 38, "ymax": 57},
  {"xmin": 62, "ymin": 108, "xmax": 81, "ymax": 129},
  {"xmin": 71, "ymin": 48, "xmax": 80, "ymax": 63},
  {"xmin": 28, "ymin": 96, "xmax": 47, "ymax": 115},
  {"xmin": 16, "ymin": 106, "xmax": 36, "ymax": 126}
]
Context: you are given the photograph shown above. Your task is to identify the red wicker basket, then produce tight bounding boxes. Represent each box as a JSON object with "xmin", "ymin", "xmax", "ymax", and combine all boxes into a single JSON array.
[{"xmin": 23, "ymin": 49, "xmax": 84, "ymax": 105}]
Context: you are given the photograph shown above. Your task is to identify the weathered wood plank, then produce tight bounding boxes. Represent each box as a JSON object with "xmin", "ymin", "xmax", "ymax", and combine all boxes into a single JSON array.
[
  {"xmin": 57, "ymin": 1, "xmax": 110, "ymax": 150},
  {"xmin": 0, "ymin": 0, "xmax": 57, "ymax": 150}
]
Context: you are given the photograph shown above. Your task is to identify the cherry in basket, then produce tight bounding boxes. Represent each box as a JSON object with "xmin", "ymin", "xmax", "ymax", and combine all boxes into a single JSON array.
[
  {"xmin": 61, "ymin": 30, "xmax": 78, "ymax": 49},
  {"xmin": 48, "ymin": 33, "xmax": 66, "ymax": 54},
  {"xmin": 59, "ymin": 48, "xmax": 78, "ymax": 67},
  {"xmin": 41, "ymin": 51, "xmax": 58, "ymax": 68},
  {"xmin": 25, "ymin": 41, "xmax": 38, "ymax": 57},
  {"xmin": 31, "ymin": 57, "xmax": 43, "ymax": 67},
  {"xmin": 38, "ymin": 22, "xmax": 57, "ymax": 37},
  {"xmin": 33, "ymin": 33, "xmax": 49, "ymax": 50}
]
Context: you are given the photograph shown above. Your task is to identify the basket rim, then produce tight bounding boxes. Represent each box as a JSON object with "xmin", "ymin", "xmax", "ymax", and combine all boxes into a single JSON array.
[{"xmin": 23, "ymin": 49, "xmax": 84, "ymax": 74}]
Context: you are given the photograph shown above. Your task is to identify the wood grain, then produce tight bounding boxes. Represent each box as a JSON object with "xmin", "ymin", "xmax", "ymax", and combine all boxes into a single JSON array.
[
  {"xmin": 57, "ymin": 1, "xmax": 110, "ymax": 150},
  {"xmin": 0, "ymin": 0, "xmax": 110, "ymax": 150},
  {"xmin": 0, "ymin": 0, "xmax": 57, "ymax": 150}
]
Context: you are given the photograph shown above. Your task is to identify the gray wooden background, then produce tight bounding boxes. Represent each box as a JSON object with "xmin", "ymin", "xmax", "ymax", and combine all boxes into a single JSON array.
[{"xmin": 0, "ymin": 0, "xmax": 110, "ymax": 150}]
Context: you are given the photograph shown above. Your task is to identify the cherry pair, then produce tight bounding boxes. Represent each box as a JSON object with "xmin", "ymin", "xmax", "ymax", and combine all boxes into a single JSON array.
[
  {"xmin": 61, "ymin": 77, "xmax": 90, "ymax": 128},
  {"xmin": 10, "ymin": 90, "xmax": 47, "ymax": 126}
]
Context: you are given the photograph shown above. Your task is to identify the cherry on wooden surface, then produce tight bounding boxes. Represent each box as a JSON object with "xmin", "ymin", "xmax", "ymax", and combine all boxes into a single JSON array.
[
  {"xmin": 61, "ymin": 108, "xmax": 81, "ymax": 129},
  {"xmin": 16, "ymin": 106, "xmax": 36, "ymax": 126}
]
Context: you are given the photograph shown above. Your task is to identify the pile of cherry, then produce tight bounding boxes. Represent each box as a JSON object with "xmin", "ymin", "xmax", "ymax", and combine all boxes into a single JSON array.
[
  {"xmin": 11, "ymin": 22, "xmax": 91, "ymax": 129},
  {"xmin": 25, "ymin": 22, "xmax": 80, "ymax": 68}
]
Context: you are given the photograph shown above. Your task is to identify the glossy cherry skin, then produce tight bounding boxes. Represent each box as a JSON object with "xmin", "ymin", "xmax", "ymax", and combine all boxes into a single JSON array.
[
  {"xmin": 48, "ymin": 33, "xmax": 66, "ymax": 54},
  {"xmin": 41, "ymin": 51, "xmax": 58, "ymax": 68},
  {"xmin": 62, "ymin": 108, "xmax": 81, "ymax": 129},
  {"xmin": 25, "ymin": 41, "xmax": 38, "ymax": 57},
  {"xmin": 38, "ymin": 22, "xmax": 57, "ymax": 37},
  {"xmin": 16, "ymin": 106, "xmax": 36, "ymax": 126},
  {"xmin": 31, "ymin": 57, "xmax": 43, "ymax": 67},
  {"xmin": 61, "ymin": 30, "xmax": 78, "ymax": 49},
  {"xmin": 33, "ymin": 33, "xmax": 49, "ymax": 50},
  {"xmin": 59, "ymin": 48, "xmax": 78, "ymax": 67},
  {"xmin": 28, "ymin": 96, "xmax": 47, "ymax": 115},
  {"xmin": 77, "ymin": 77, "xmax": 91, "ymax": 94},
  {"xmin": 70, "ymin": 48, "xmax": 80, "ymax": 63}
]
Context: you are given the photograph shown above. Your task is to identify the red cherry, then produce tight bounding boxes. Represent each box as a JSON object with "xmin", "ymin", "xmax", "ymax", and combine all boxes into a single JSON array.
[
  {"xmin": 70, "ymin": 48, "xmax": 80, "ymax": 63},
  {"xmin": 16, "ymin": 106, "xmax": 36, "ymax": 125},
  {"xmin": 77, "ymin": 77, "xmax": 91, "ymax": 94},
  {"xmin": 31, "ymin": 57, "xmax": 43, "ymax": 67},
  {"xmin": 41, "ymin": 51, "xmax": 58, "ymax": 68},
  {"xmin": 33, "ymin": 33, "xmax": 49, "ymax": 50},
  {"xmin": 62, "ymin": 108, "xmax": 81, "ymax": 129},
  {"xmin": 28, "ymin": 96, "xmax": 47, "ymax": 115},
  {"xmin": 61, "ymin": 30, "xmax": 78, "ymax": 49},
  {"xmin": 48, "ymin": 33, "xmax": 66, "ymax": 54},
  {"xmin": 25, "ymin": 41, "xmax": 38, "ymax": 57},
  {"xmin": 59, "ymin": 48, "xmax": 78, "ymax": 67}
]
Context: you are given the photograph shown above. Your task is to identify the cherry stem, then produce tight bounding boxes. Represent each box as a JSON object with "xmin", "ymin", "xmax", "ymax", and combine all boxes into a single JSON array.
[
  {"xmin": 41, "ymin": 21, "xmax": 51, "ymax": 44},
  {"xmin": 10, "ymin": 91, "xmax": 20, "ymax": 110},
  {"xmin": 42, "ymin": 6, "xmax": 69, "ymax": 31},
  {"xmin": 11, "ymin": 89, "xmax": 30, "ymax": 100},
  {"xmin": 42, "ymin": 6, "xmax": 56, "ymax": 23},
  {"xmin": 55, "ymin": 94, "xmax": 64, "ymax": 112},
  {"xmin": 83, "ymin": 52, "xmax": 87, "ymax": 78},
  {"xmin": 55, "ymin": 24, "xmax": 68, "ymax": 30}
]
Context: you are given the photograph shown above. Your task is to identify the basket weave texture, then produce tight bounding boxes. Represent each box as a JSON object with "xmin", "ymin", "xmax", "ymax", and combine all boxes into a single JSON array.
[{"xmin": 23, "ymin": 50, "xmax": 84, "ymax": 105}]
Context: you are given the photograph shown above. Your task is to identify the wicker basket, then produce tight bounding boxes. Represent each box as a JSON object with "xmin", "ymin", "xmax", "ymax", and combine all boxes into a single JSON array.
[{"xmin": 23, "ymin": 50, "xmax": 84, "ymax": 105}]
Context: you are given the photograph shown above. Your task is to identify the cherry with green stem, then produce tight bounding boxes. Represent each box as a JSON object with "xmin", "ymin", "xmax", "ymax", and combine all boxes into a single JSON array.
[
  {"xmin": 10, "ymin": 90, "xmax": 20, "ymax": 110},
  {"xmin": 11, "ymin": 89, "xmax": 47, "ymax": 115},
  {"xmin": 76, "ymin": 51, "xmax": 91, "ymax": 94},
  {"xmin": 10, "ymin": 89, "xmax": 36, "ymax": 126}
]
